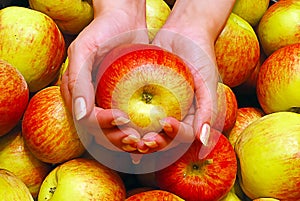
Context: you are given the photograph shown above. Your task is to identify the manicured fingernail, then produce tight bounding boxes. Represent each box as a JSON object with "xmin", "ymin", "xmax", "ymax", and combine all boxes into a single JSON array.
[
  {"xmin": 111, "ymin": 117, "xmax": 130, "ymax": 126},
  {"xmin": 200, "ymin": 123, "xmax": 210, "ymax": 146},
  {"xmin": 138, "ymin": 147, "xmax": 150, "ymax": 154},
  {"xmin": 122, "ymin": 144, "xmax": 137, "ymax": 152},
  {"xmin": 159, "ymin": 119, "xmax": 173, "ymax": 133},
  {"xmin": 122, "ymin": 135, "xmax": 140, "ymax": 144},
  {"xmin": 143, "ymin": 140, "xmax": 158, "ymax": 148},
  {"xmin": 74, "ymin": 97, "xmax": 86, "ymax": 120},
  {"xmin": 130, "ymin": 154, "xmax": 143, "ymax": 165}
]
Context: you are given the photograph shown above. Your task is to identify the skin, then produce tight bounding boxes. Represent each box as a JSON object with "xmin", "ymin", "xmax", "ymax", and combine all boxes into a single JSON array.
[{"xmin": 60, "ymin": 0, "xmax": 235, "ymax": 154}]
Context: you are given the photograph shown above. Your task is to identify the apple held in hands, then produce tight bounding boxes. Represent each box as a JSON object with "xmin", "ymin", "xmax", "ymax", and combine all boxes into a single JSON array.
[
  {"xmin": 256, "ymin": 43, "xmax": 300, "ymax": 114},
  {"xmin": 0, "ymin": 6, "xmax": 65, "ymax": 92},
  {"xmin": 0, "ymin": 60, "xmax": 29, "ymax": 136},
  {"xmin": 215, "ymin": 13, "xmax": 260, "ymax": 88},
  {"xmin": 38, "ymin": 158, "xmax": 126, "ymax": 201},
  {"xmin": 235, "ymin": 112, "xmax": 300, "ymax": 200},
  {"xmin": 96, "ymin": 44, "xmax": 195, "ymax": 136},
  {"xmin": 155, "ymin": 130, "xmax": 237, "ymax": 201},
  {"xmin": 22, "ymin": 86, "xmax": 87, "ymax": 164},
  {"xmin": 257, "ymin": 0, "xmax": 300, "ymax": 56}
]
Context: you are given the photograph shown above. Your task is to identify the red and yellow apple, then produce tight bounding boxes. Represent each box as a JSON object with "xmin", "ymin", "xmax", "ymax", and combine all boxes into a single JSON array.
[
  {"xmin": 125, "ymin": 189, "xmax": 184, "ymax": 201},
  {"xmin": 155, "ymin": 129, "xmax": 237, "ymax": 201},
  {"xmin": 22, "ymin": 86, "xmax": 87, "ymax": 164},
  {"xmin": 232, "ymin": 0, "xmax": 269, "ymax": 26},
  {"xmin": 256, "ymin": 43, "xmax": 300, "ymax": 114},
  {"xmin": 0, "ymin": 60, "xmax": 29, "ymax": 136},
  {"xmin": 96, "ymin": 44, "xmax": 194, "ymax": 136},
  {"xmin": 235, "ymin": 111, "xmax": 300, "ymax": 200},
  {"xmin": 0, "ymin": 127, "xmax": 52, "ymax": 198},
  {"xmin": 38, "ymin": 158, "xmax": 126, "ymax": 201},
  {"xmin": 257, "ymin": 0, "xmax": 300, "ymax": 56},
  {"xmin": 215, "ymin": 13, "xmax": 260, "ymax": 88},
  {"xmin": 0, "ymin": 6, "xmax": 65, "ymax": 92},
  {"xmin": 0, "ymin": 169, "xmax": 34, "ymax": 201}
]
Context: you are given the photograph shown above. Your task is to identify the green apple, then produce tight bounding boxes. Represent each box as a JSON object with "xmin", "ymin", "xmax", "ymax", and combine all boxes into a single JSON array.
[
  {"xmin": 232, "ymin": 0, "xmax": 269, "ymax": 26},
  {"xmin": 235, "ymin": 111, "xmax": 300, "ymax": 200},
  {"xmin": 0, "ymin": 127, "xmax": 52, "ymax": 198},
  {"xmin": 0, "ymin": 6, "xmax": 66, "ymax": 92},
  {"xmin": 257, "ymin": 0, "xmax": 300, "ymax": 56},
  {"xmin": 0, "ymin": 169, "xmax": 34, "ymax": 201},
  {"xmin": 38, "ymin": 158, "xmax": 126, "ymax": 201},
  {"xmin": 220, "ymin": 190, "xmax": 242, "ymax": 201}
]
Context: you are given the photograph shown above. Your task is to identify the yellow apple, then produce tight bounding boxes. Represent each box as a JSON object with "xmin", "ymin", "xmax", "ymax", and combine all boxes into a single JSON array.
[
  {"xmin": 29, "ymin": 0, "xmax": 93, "ymax": 35},
  {"xmin": 0, "ymin": 6, "xmax": 66, "ymax": 92},
  {"xmin": 0, "ymin": 169, "xmax": 34, "ymax": 201},
  {"xmin": 220, "ymin": 190, "xmax": 242, "ymax": 201}
]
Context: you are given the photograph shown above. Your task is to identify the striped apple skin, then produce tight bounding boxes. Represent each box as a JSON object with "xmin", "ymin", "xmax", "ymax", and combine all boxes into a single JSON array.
[{"xmin": 22, "ymin": 86, "xmax": 85, "ymax": 164}]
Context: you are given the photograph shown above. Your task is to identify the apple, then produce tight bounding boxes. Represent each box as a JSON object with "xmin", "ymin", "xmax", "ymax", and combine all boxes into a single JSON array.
[
  {"xmin": 256, "ymin": 43, "xmax": 300, "ymax": 114},
  {"xmin": 0, "ymin": 59, "xmax": 29, "ymax": 136},
  {"xmin": 96, "ymin": 44, "xmax": 194, "ymax": 137},
  {"xmin": 38, "ymin": 158, "xmax": 126, "ymax": 200},
  {"xmin": 28, "ymin": 0, "xmax": 93, "ymax": 35},
  {"xmin": 257, "ymin": 0, "xmax": 300, "ymax": 56},
  {"xmin": 235, "ymin": 111, "xmax": 300, "ymax": 200},
  {"xmin": 0, "ymin": 169, "xmax": 34, "ymax": 201},
  {"xmin": 125, "ymin": 189, "xmax": 184, "ymax": 201},
  {"xmin": 220, "ymin": 190, "xmax": 242, "ymax": 201},
  {"xmin": 0, "ymin": 126, "xmax": 52, "ymax": 198},
  {"xmin": 146, "ymin": 0, "xmax": 171, "ymax": 41},
  {"xmin": 126, "ymin": 187, "xmax": 156, "ymax": 198},
  {"xmin": 252, "ymin": 199, "xmax": 280, "ymax": 201},
  {"xmin": 227, "ymin": 107, "xmax": 265, "ymax": 147},
  {"xmin": 0, "ymin": 6, "xmax": 65, "ymax": 92},
  {"xmin": 215, "ymin": 13, "xmax": 260, "ymax": 88},
  {"xmin": 212, "ymin": 82, "xmax": 238, "ymax": 134},
  {"xmin": 155, "ymin": 129, "xmax": 237, "ymax": 201},
  {"xmin": 232, "ymin": 0, "xmax": 269, "ymax": 26},
  {"xmin": 22, "ymin": 85, "xmax": 88, "ymax": 164}
]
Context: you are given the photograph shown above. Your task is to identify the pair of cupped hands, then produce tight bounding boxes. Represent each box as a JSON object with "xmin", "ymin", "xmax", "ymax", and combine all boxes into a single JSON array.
[{"xmin": 60, "ymin": 1, "xmax": 233, "ymax": 156}]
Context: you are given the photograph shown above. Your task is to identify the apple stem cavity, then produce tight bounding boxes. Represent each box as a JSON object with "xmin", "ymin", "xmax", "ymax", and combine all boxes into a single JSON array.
[
  {"xmin": 288, "ymin": 107, "xmax": 300, "ymax": 114},
  {"xmin": 142, "ymin": 92, "xmax": 153, "ymax": 104}
]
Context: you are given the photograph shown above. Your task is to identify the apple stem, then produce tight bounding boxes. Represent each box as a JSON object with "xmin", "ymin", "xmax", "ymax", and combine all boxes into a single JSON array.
[{"xmin": 142, "ymin": 92, "xmax": 153, "ymax": 104}]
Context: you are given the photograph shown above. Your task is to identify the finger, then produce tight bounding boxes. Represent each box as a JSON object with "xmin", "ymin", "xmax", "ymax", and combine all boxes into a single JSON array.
[{"xmin": 95, "ymin": 108, "xmax": 130, "ymax": 129}]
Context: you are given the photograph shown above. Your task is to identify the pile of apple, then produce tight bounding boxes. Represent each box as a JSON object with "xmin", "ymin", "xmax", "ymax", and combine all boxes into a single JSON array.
[{"xmin": 0, "ymin": 0, "xmax": 299, "ymax": 200}]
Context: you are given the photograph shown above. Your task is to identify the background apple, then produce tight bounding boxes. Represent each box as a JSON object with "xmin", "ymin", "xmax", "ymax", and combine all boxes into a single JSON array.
[
  {"xmin": 0, "ymin": 6, "xmax": 66, "ymax": 92},
  {"xmin": 155, "ymin": 130, "xmax": 237, "ymax": 201},
  {"xmin": 235, "ymin": 112, "xmax": 300, "ymax": 200},
  {"xmin": 0, "ymin": 126, "xmax": 52, "ymax": 198},
  {"xmin": 0, "ymin": 59, "xmax": 29, "ymax": 136},
  {"xmin": 96, "ymin": 44, "xmax": 194, "ymax": 137},
  {"xmin": 215, "ymin": 13, "xmax": 260, "ymax": 88},
  {"xmin": 256, "ymin": 43, "xmax": 300, "ymax": 114},
  {"xmin": 22, "ymin": 86, "xmax": 87, "ymax": 164},
  {"xmin": 38, "ymin": 158, "xmax": 126, "ymax": 201},
  {"xmin": 0, "ymin": 169, "xmax": 34, "ymax": 201},
  {"xmin": 125, "ymin": 189, "xmax": 184, "ymax": 201},
  {"xmin": 29, "ymin": 0, "xmax": 93, "ymax": 35},
  {"xmin": 257, "ymin": 0, "xmax": 300, "ymax": 56},
  {"xmin": 232, "ymin": 0, "xmax": 269, "ymax": 27}
]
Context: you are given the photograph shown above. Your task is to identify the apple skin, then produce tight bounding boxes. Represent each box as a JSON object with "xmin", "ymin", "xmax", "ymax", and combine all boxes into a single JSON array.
[
  {"xmin": 22, "ymin": 86, "xmax": 87, "ymax": 164},
  {"xmin": 0, "ymin": 169, "xmax": 34, "ymax": 201},
  {"xmin": 227, "ymin": 107, "xmax": 265, "ymax": 147},
  {"xmin": 155, "ymin": 129, "xmax": 237, "ymax": 201},
  {"xmin": 0, "ymin": 6, "xmax": 65, "ymax": 92},
  {"xmin": 215, "ymin": 13, "xmax": 260, "ymax": 88},
  {"xmin": 252, "ymin": 199, "xmax": 280, "ymax": 201},
  {"xmin": 257, "ymin": 0, "xmax": 300, "ymax": 56},
  {"xmin": 220, "ymin": 190, "xmax": 242, "ymax": 201},
  {"xmin": 0, "ymin": 60, "xmax": 29, "ymax": 136},
  {"xmin": 125, "ymin": 189, "xmax": 184, "ymax": 201},
  {"xmin": 235, "ymin": 112, "xmax": 300, "ymax": 200},
  {"xmin": 96, "ymin": 44, "xmax": 194, "ymax": 136},
  {"xmin": 232, "ymin": 0, "xmax": 269, "ymax": 26},
  {"xmin": 256, "ymin": 43, "xmax": 300, "ymax": 114},
  {"xmin": 38, "ymin": 158, "xmax": 126, "ymax": 201},
  {"xmin": 0, "ymin": 126, "xmax": 52, "ymax": 198},
  {"xmin": 29, "ymin": 0, "xmax": 93, "ymax": 35},
  {"xmin": 212, "ymin": 82, "xmax": 238, "ymax": 134}
]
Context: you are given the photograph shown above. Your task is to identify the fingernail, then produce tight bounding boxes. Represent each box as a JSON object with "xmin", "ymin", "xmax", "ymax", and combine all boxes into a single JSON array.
[
  {"xmin": 74, "ymin": 97, "xmax": 86, "ymax": 120},
  {"xmin": 200, "ymin": 123, "xmax": 210, "ymax": 146},
  {"xmin": 143, "ymin": 140, "xmax": 158, "ymax": 148},
  {"xmin": 122, "ymin": 144, "xmax": 137, "ymax": 152},
  {"xmin": 122, "ymin": 135, "xmax": 140, "ymax": 144},
  {"xmin": 111, "ymin": 117, "xmax": 130, "ymax": 126},
  {"xmin": 159, "ymin": 119, "xmax": 173, "ymax": 133},
  {"xmin": 138, "ymin": 147, "xmax": 150, "ymax": 154}
]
